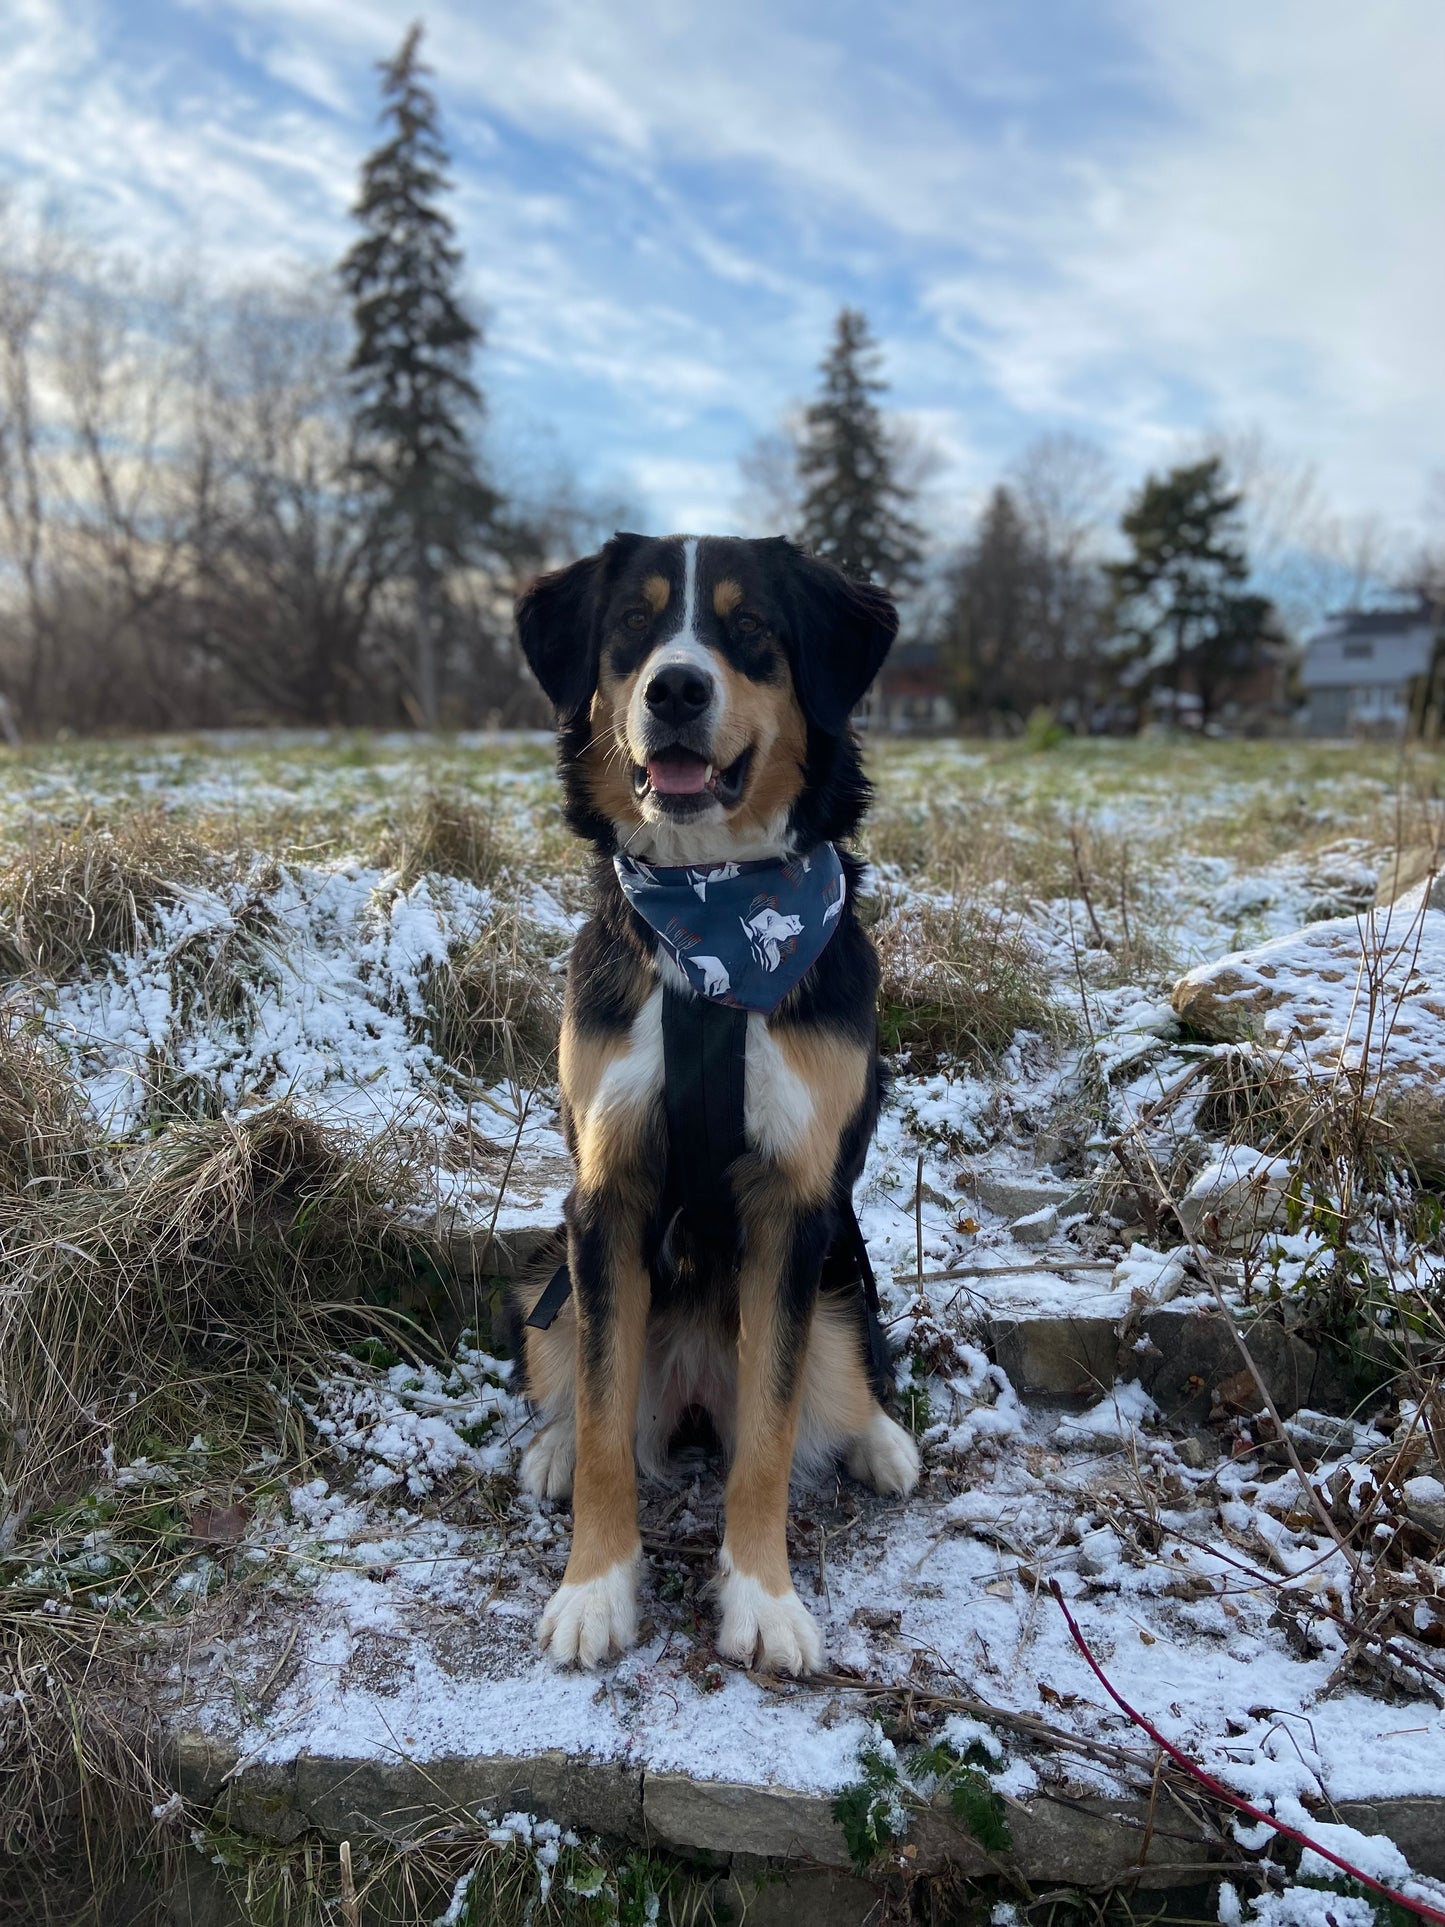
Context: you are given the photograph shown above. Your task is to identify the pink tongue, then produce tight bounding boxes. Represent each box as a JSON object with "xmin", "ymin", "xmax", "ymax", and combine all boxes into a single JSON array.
[{"xmin": 648, "ymin": 755, "xmax": 708, "ymax": 795}]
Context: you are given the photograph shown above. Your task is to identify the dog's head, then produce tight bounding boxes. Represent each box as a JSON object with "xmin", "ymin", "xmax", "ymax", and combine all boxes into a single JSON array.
[{"xmin": 516, "ymin": 533, "xmax": 897, "ymax": 861}]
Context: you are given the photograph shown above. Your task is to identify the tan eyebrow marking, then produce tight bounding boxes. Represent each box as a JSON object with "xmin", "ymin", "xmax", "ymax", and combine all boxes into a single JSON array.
[
  {"xmin": 712, "ymin": 578, "xmax": 743, "ymax": 617},
  {"xmin": 641, "ymin": 574, "xmax": 670, "ymax": 612}
]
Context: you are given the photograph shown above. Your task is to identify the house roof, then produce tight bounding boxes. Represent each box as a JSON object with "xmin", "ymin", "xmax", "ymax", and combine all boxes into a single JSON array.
[
  {"xmin": 1300, "ymin": 609, "xmax": 1436, "ymax": 690},
  {"xmin": 884, "ymin": 641, "xmax": 942, "ymax": 670}
]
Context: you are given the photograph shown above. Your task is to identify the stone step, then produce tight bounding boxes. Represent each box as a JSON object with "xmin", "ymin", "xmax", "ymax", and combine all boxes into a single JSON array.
[
  {"xmin": 414, "ymin": 1220, "xmax": 1365, "ymax": 1429},
  {"xmin": 168, "ymin": 1732, "xmax": 1445, "ymax": 1924},
  {"xmin": 987, "ymin": 1303, "xmax": 1359, "ymax": 1422}
]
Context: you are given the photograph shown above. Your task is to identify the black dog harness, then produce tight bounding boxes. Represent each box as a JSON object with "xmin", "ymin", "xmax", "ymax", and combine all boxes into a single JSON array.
[{"xmin": 524, "ymin": 985, "xmax": 892, "ymax": 1400}]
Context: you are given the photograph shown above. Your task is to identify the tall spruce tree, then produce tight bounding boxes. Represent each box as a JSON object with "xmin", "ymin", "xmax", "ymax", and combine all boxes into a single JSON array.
[
  {"xmin": 943, "ymin": 485, "xmax": 1040, "ymax": 724},
  {"xmin": 796, "ymin": 308, "xmax": 923, "ymax": 594},
  {"xmin": 1107, "ymin": 457, "xmax": 1269, "ymax": 722},
  {"xmin": 340, "ymin": 22, "xmax": 497, "ymax": 728}
]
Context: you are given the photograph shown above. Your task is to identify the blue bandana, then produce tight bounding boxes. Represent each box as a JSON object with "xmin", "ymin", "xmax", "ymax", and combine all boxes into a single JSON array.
[{"xmin": 614, "ymin": 844, "xmax": 847, "ymax": 1013}]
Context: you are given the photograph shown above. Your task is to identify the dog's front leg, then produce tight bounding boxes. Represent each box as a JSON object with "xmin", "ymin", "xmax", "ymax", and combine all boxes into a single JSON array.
[
  {"xmin": 537, "ymin": 1186, "xmax": 651, "ymax": 1667},
  {"xmin": 715, "ymin": 1199, "xmax": 829, "ymax": 1675}
]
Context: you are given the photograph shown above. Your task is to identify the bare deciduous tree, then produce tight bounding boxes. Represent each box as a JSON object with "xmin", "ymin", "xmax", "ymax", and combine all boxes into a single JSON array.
[{"xmin": 183, "ymin": 278, "xmax": 400, "ymax": 725}]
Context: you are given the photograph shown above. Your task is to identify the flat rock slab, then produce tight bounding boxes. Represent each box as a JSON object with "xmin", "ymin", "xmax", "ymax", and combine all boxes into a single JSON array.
[
  {"xmin": 1171, "ymin": 909, "xmax": 1445, "ymax": 1171},
  {"xmin": 988, "ymin": 1305, "xmax": 1356, "ymax": 1420},
  {"xmin": 970, "ymin": 1174, "xmax": 1094, "ymax": 1221},
  {"xmin": 168, "ymin": 1733, "xmax": 1445, "ymax": 1913}
]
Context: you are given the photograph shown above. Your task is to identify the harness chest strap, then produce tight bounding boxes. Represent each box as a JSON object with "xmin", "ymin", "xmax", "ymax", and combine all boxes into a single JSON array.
[{"xmin": 525, "ymin": 989, "xmax": 891, "ymax": 1400}]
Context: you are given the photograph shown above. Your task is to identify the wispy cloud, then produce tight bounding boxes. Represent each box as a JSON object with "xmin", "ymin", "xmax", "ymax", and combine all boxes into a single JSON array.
[{"xmin": 3, "ymin": 0, "xmax": 1439, "ymax": 538}]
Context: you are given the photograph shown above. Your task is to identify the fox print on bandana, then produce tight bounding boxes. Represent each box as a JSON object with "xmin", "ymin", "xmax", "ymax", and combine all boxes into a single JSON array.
[
  {"xmin": 741, "ymin": 901, "xmax": 804, "ymax": 972},
  {"xmin": 614, "ymin": 843, "xmax": 847, "ymax": 1015}
]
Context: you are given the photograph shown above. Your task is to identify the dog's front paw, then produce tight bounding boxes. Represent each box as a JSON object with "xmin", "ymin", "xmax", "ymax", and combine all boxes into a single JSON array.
[
  {"xmin": 846, "ymin": 1411, "xmax": 921, "ymax": 1497},
  {"xmin": 715, "ymin": 1552, "xmax": 823, "ymax": 1675},
  {"xmin": 538, "ymin": 1554, "xmax": 640, "ymax": 1668},
  {"xmin": 520, "ymin": 1422, "xmax": 576, "ymax": 1500}
]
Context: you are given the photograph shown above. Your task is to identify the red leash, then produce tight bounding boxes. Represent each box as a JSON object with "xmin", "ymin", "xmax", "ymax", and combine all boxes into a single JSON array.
[{"xmin": 1047, "ymin": 1579, "xmax": 1445, "ymax": 1925}]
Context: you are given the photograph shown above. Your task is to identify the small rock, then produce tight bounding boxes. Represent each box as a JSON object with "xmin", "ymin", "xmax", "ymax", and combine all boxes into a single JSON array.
[
  {"xmin": 972, "ymin": 1175, "xmax": 1089, "ymax": 1221},
  {"xmin": 851, "ymin": 1606, "xmax": 902, "ymax": 1633},
  {"xmin": 1403, "ymin": 1474, "xmax": 1445, "ymax": 1542},
  {"xmin": 1374, "ymin": 847, "xmax": 1445, "ymax": 913},
  {"xmin": 1076, "ymin": 1527, "xmax": 1121, "ymax": 1576},
  {"xmin": 1177, "ymin": 1147, "xmax": 1288, "ymax": 1253},
  {"xmin": 1286, "ymin": 1410, "xmax": 1368, "ymax": 1460},
  {"xmin": 1010, "ymin": 1204, "xmax": 1059, "ymax": 1245},
  {"xmin": 1175, "ymin": 1436, "xmax": 1209, "ymax": 1470}
]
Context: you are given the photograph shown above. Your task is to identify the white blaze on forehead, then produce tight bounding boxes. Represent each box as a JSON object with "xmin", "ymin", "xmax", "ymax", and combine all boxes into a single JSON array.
[
  {"xmin": 682, "ymin": 535, "xmax": 700, "ymax": 639},
  {"xmin": 626, "ymin": 533, "xmax": 725, "ymax": 745}
]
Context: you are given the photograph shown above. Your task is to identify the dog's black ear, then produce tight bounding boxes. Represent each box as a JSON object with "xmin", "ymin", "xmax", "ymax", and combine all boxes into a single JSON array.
[
  {"xmin": 516, "ymin": 532, "xmax": 646, "ymax": 719},
  {"xmin": 776, "ymin": 542, "xmax": 899, "ymax": 735}
]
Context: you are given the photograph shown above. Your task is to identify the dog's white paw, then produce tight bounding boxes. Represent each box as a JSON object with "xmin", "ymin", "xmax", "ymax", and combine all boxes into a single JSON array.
[
  {"xmin": 715, "ymin": 1552, "xmax": 823, "ymax": 1676},
  {"xmin": 520, "ymin": 1422, "xmax": 576, "ymax": 1501},
  {"xmin": 538, "ymin": 1555, "xmax": 639, "ymax": 1669},
  {"xmin": 846, "ymin": 1411, "xmax": 921, "ymax": 1497}
]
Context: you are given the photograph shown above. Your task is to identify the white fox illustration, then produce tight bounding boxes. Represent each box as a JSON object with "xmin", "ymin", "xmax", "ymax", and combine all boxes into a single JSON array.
[
  {"xmin": 741, "ymin": 906, "xmax": 805, "ymax": 972},
  {"xmin": 687, "ymin": 862, "xmax": 741, "ymax": 901},
  {"xmin": 821, "ymin": 875, "xmax": 847, "ymax": 925},
  {"xmin": 688, "ymin": 954, "xmax": 732, "ymax": 996}
]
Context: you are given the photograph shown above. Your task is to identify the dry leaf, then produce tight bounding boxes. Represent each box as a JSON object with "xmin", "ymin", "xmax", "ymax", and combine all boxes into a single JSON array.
[{"xmin": 186, "ymin": 1501, "xmax": 249, "ymax": 1546}]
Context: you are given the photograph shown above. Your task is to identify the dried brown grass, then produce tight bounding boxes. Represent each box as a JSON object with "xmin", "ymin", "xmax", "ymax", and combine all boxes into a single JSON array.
[
  {"xmin": 0, "ymin": 1091, "xmax": 447, "ymax": 1920},
  {"xmin": 378, "ymin": 789, "xmax": 508, "ymax": 890},
  {"xmin": 875, "ymin": 896, "xmax": 1065, "ymax": 1072},
  {"xmin": 424, "ymin": 910, "xmax": 564, "ymax": 1087},
  {"xmin": 0, "ymin": 1012, "xmax": 100, "ymax": 1206},
  {"xmin": 0, "ymin": 813, "xmax": 218, "ymax": 979},
  {"xmin": 0, "ymin": 1101, "xmax": 434, "ymax": 1518}
]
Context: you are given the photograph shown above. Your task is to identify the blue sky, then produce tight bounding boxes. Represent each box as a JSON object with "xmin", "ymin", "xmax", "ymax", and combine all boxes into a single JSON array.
[{"xmin": 4, "ymin": 0, "xmax": 1443, "ymax": 547}]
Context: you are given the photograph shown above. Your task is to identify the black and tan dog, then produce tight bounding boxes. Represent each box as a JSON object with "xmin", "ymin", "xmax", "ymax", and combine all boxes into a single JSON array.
[{"xmin": 513, "ymin": 532, "xmax": 919, "ymax": 1676}]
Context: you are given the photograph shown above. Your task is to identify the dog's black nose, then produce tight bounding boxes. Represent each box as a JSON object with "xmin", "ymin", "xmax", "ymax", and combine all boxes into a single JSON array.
[{"xmin": 644, "ymin": 662, "xmax": 713, "ymax": 724}]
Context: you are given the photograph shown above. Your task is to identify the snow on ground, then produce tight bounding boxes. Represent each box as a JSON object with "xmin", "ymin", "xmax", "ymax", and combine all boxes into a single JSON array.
[
  {"xmin": 5, "ymin": 734, "xmax": 1445, "ymax": 1898},
  {"xmin": 164, "ymin": 1344, "xmax": 1445, "ymax": 1826}
]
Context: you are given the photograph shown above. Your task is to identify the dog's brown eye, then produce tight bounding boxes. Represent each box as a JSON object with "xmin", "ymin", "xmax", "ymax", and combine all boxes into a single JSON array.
[
  {"xmin": 735, "ymin": 613, "xmax": 761, "ymax": 636},
  {"xmin": 623, "ymin": 609, "xmax": 648, "ymax": 632}
]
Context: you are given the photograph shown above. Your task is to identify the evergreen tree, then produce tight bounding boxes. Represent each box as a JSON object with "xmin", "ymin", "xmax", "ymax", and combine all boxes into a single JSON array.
[
  {"xmin": 1107, "ymin": 457, "xmax": 1272, "ymax": 722},
  {"xmin": 943, "ymin": 485, "xmax": 1038, "ymax": 723},
  {"xmin": 796, "ymin": 308, "xmax": 923, "ymax": 595},
  {"xmin": 339, "ymin": 21, "xmax": 497, "ymax": 728}
]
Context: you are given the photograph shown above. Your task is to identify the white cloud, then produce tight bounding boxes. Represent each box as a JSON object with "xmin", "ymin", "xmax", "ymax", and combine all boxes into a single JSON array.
[
  {"xmin": 920, "ymin": 0, "xmax": 1445, "ymax": 528},
  {"xmin": 621, "ymin": 455, "xmax": 742, "ymax": 535},
  {"xmin": 1, "ymin": 0, "xmax": 1440, "ymax": 537}
]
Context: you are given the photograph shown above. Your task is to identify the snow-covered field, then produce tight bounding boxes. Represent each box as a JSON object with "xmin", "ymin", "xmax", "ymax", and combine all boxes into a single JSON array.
[{"xmin": 4, "ymin": 729, "xmax": 1444, "ymax": 1920}]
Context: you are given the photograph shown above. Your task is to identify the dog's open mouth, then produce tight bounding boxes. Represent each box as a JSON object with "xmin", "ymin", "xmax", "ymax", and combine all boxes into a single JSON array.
[{"xmin": 632, "ymin": 746, "xmax": 752, "ymax": 811}]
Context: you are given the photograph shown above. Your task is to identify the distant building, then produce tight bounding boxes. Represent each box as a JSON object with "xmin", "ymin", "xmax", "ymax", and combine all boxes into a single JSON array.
[
  {"xmin": 872, "ymin": 640, "xmax": 954, "ymax": 732},
  {"xmin": 1300, "ymin": 604, "xmax": 1440, "ymax": 737},
  {"xmin": 1111, "ymin": 627, "xmax": 1293, "ymax": 736}
]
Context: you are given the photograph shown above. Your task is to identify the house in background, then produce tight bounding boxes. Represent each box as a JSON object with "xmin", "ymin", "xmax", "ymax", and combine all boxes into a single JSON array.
[
  {"xmin": 1301, "ymin": 603, "xmax": 1440, "ymax": 737},
  {"xmin": 870, "ymin": 639, "xmax": 955, "ymax": 731}
]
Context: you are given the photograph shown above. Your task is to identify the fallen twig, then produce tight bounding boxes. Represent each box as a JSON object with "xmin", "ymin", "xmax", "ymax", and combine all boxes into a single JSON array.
[
  {"xmin": 1109, "ymin": 1499, "xmax": 1445, "ymax": 1698},
  {"xmin": 1049, "ymin": 1580, "xmax": 1445, "ymax": 1925},
  {"xmin": 892, "ymin": 1261, "xmax": 1120, "ymax": 1288}
]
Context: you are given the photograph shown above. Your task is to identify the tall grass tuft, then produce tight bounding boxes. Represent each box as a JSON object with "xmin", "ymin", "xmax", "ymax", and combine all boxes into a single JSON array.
[
  {"xmin": 0, "ymin": 1067, "xmax": 454, "ymax": 1919},
  {"xmin": 874, "ymin": 897, "xmax": 1065, "ymax": 1071},
  {"xmin": 0, "ymin": 1014, "xmax": 101, "ymax": 1207},
  {"xmin": 0, "ymin": 813, "xmax": 218, "ymax": 979},
  {"xmin": 424, "ymin": 909, "xmax": 564, "ymax": 1087},
  {"xmin": 0, "ymin": 1100, "xmax": 436, "ymax": 1519},
  {"xmin": 378, "ymin": 788, "xmax": 507, "ymax": 890}
]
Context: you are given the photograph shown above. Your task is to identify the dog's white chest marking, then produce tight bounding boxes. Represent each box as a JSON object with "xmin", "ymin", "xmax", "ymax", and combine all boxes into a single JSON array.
[
  {"xmin": 744, "ymin": 1014, "xmax": 813, "ymax": 1161},
  {"xmin": 585, "ymin": 987, "xmax": 665, "ymax": 1130}
]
